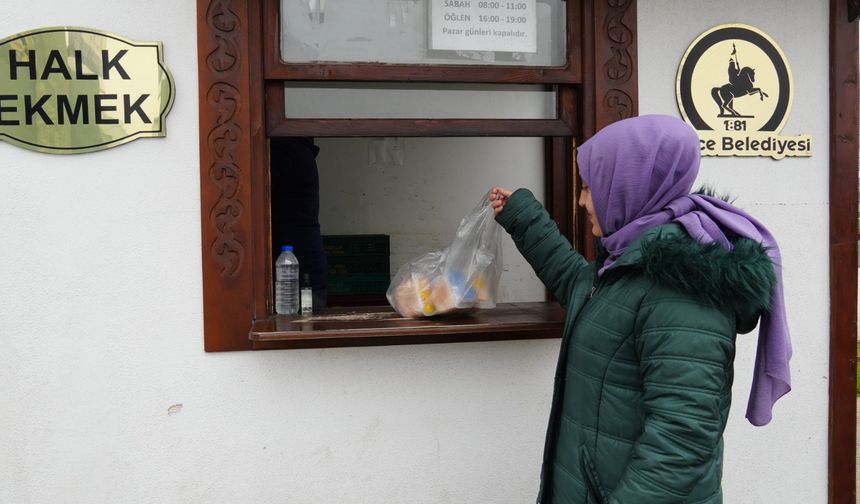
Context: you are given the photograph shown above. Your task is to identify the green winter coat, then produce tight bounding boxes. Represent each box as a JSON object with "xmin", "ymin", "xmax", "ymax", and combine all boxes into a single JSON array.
[{"xmin": 496, "ymin": 189, "xmax": 775, "ymax": 504}]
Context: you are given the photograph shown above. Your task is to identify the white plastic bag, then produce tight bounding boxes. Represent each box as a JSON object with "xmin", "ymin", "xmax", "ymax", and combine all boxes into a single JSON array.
[{"xmin": 387, "ymin": 193, "xmax": 503, "ymax": 318}]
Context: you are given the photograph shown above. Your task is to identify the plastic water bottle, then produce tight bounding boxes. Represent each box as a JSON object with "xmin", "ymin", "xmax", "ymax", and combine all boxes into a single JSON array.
[{"xmin": 275, "ymin": 245, "xmax": 299, "ymax": 315}]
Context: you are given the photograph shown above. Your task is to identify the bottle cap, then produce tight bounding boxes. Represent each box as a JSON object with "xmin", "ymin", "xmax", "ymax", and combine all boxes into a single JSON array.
[{"xmin": 281, "ymin": 245, "xmax": 294, "ymax": 252}]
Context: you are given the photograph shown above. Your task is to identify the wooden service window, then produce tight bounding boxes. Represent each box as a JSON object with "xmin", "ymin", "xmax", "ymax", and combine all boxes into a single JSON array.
[{"xmin": 196, "ymin": 0, "xmax": 638, "ymax": 351}]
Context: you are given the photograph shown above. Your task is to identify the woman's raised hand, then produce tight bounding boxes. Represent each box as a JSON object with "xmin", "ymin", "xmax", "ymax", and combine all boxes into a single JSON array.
[{"xmin": 490, "ymin": 187, "xmax": 513, "ymax": 215}]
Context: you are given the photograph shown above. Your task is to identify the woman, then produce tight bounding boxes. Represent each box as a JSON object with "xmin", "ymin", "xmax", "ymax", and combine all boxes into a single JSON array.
[{"xmin": 490, "ymin": 115, "xmax": 791, "ymax": 504}]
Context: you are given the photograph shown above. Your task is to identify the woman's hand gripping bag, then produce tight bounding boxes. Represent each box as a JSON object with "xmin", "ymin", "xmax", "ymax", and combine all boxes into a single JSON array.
[{"xmin": 387, "ymin": 193, "xmax": 504, "ymax": 318}]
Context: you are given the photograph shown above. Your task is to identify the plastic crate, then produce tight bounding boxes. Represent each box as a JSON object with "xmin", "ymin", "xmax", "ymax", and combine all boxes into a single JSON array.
[
  {"xmin": 326, "ymin": 273, "xmax": 391, "ymax": 295},
  {"xmin": 323, "ymin": 234, "xmax": 390, "ymax": 256},
  {"xmin": 327, "ymin": 254, "xmax": 390, "ymax": 275}
]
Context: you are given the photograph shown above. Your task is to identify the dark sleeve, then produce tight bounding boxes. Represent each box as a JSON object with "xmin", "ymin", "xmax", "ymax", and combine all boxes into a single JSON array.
[{"xmin": 495, "ymin": 188, "xmax": 590, "ymax": 307}]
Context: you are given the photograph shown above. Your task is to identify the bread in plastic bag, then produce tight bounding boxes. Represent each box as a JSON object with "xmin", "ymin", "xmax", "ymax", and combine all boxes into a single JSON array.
[{"xmin": 387, "ymin": 192, "xmax": 503, "ymax": 317}]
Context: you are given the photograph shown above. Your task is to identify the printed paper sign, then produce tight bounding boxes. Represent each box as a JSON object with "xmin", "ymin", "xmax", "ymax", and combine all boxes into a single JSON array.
[{"xmin": 430, "ymin": 0, "xmax": 537, "ymax": 53}]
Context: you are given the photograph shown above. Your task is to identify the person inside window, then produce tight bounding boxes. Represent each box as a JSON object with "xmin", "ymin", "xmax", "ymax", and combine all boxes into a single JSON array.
[
  {"xmin": 490, "ymin": 115, "xmax": 791, "ymax": 503},
  {"xmin": 270, "ymin": 137, "xmax": 327, "ymax": 311}
]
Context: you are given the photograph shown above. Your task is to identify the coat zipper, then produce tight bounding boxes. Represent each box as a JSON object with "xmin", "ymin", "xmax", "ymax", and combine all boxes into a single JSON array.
[
  {"xmin": 589, "ymin": 266, "xmax": 619, "ymax": 299},
  {"xmin": 589, "ymin": 276, "xmax": 605, "ymax": 298}
]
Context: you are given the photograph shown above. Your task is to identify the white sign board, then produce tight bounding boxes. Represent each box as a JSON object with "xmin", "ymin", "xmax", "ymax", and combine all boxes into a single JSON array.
[{"xmin": 430, "ymin": 0, "xmax": 537, "ymax": 53}]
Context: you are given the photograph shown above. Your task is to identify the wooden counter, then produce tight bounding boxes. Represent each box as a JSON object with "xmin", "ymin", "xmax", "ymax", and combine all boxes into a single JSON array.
[{"xmin": 249, "ymin": 302, "xmax": 565, "ymax": 349}]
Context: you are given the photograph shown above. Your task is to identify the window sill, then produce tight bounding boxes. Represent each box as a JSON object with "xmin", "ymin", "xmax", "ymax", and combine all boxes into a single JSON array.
[{"xmin": 249, "ymin": 302, "xmax": 565, "ymax": 349}]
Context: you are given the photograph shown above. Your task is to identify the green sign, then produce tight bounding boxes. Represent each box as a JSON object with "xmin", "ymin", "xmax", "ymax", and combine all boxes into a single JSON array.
[{"xmin": 0, "ymin": 27, "xmax": 174, "ymax": 154}]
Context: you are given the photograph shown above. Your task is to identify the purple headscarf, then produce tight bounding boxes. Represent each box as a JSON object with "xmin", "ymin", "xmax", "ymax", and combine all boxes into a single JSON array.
[{"xmin": 577, "ymin": 114, "xmax": 791, "ymax": 427}]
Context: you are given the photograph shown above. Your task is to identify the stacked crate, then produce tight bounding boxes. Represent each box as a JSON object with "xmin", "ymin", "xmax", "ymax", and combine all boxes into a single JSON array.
[{"xmin": 323, "ymin": 234, "xmax": 390, "ymax": 306}]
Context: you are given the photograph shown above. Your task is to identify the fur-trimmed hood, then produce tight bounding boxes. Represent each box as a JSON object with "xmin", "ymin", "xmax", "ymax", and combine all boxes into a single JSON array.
[{"xmin": 609, "ymin": 223, "xmax": 776, "ymax": 333}]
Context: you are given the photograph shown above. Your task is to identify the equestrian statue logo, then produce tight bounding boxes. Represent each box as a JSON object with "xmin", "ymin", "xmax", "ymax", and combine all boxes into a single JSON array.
[{"xmin": 712, "ymin": 43, "xmax": 769, "ymax": 117}]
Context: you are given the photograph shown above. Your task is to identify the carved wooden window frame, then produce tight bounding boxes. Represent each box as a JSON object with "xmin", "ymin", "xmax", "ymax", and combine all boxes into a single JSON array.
[{"xmin": 196, "ymin": 0, "xmax": 638, "ymax": 352}]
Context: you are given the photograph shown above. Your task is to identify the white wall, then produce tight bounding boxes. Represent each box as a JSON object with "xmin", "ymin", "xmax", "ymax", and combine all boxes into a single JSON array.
[
  {"xmin": 639, "ymin": 2, "xmax": 830, "ymax": 503},
  {"xmin": 0, "ymin": 2, "xmax": 834, "ymax": 504},
  {"xmin": 0, "ymin": 2, "xmax": 557, "ymax": 504}
]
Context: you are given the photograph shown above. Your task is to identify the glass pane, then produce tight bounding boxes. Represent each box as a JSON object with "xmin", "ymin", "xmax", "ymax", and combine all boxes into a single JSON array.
[
  {"xmin": 313, "ymin": 137, "xmax": 547, "ymax": 303},
  {"xmin": 284, "ymin": 82, "xmax": 557, "ymax": 119},
  {"xmin": 280, "ymin": 0, "xmax": 567, "ymax": 66}
]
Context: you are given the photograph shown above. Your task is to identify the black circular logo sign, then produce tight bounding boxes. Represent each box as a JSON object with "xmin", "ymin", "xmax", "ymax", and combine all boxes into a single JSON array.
[{"xmin": 676, "ymin": 24, "xmax": 811, "ymax": 159}]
